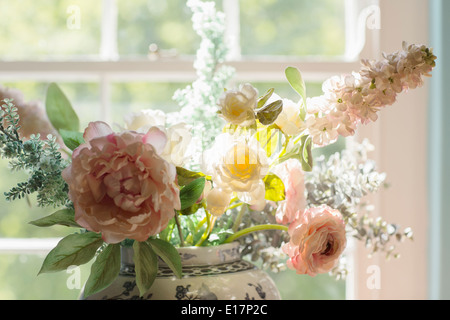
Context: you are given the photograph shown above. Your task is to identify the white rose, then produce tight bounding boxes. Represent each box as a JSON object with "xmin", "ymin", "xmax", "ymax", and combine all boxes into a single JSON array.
[
  {"xmin": 203, "ymin": 133, "xmax": 268, "ymax": 216},
  {"xmin": 124, "ymin": 109, "xmax": 193, "ymax": 167},
  {"xmin": 161, "ymin": 122, "xmax": 192, "ymax": 167},
  {"xmin": 123, "ymin": 109, "xmax": 166, "ymax": 132},
  {"xmin": 272, "ymin": 95, "xmax": 306, "ymax": 136},
  {"xmin": 218, "ymin": 83, "xmax": 258, "ymax": 126}
]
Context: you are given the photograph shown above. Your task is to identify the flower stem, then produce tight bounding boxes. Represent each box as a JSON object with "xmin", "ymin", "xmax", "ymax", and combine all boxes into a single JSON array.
[
  {"xmin": 196, "ymin": 206, "xmax": 215, "ymax": 246},
  {"xmin": 224, "ymin": 224, "xmax": 288, "ymax": 244},
  {"xmin": 232, "ymin": 203, "xmax": 247, "ymax": 232},
  {"xmin": 227, "ymin": 202, "xmax": 244, "ymax": 211},
  {"xmin": 174, "ymin": 211, "xmax": 185, "ymax": 247}
]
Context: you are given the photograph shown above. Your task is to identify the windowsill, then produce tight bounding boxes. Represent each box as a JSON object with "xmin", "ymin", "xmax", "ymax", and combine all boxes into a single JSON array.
[{"xmin": 0, "ymin": 58, "xmax": 361, "ymax": 82}]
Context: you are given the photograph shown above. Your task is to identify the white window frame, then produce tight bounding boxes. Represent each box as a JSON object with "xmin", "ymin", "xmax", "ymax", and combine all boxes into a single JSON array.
[{"xmin": 1, "ymin": 0, "xmax": 429, "ymax": 300}]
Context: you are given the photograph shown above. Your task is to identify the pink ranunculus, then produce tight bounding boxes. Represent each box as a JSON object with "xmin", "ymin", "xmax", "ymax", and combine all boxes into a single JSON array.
[
  {"xmin": 62, "ymin": 121, "xmax": 181, "ymax": 244},
  {"xmin": 282, "ymin": 205, "xmax": 347, "ymax": 276},
  {"xmin": 271, "ymin": 159, "xmax": 306, "ymax": 225}
]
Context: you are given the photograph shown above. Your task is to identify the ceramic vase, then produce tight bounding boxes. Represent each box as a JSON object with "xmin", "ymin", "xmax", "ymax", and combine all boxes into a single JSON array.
[{"xmin": 81, "ymin": 242, "xmax": 281, "ymax": 300}]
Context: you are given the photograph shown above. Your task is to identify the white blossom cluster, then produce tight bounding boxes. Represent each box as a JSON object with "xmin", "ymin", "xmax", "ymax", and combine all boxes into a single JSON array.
[
  {"xmin": 306, "ymin": 42, "xmax": 437, "ymax": 147},
  {"xmin": 172, "ymin": 0, "xmax": 235, "ymax": 168}
]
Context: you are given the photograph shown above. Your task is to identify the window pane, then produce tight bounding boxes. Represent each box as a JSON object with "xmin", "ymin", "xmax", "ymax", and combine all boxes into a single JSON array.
[
  {"xmin": 110, "ymin": 81, "xmax": 189, "ymax": 124},
  {"xmin": 0, "ymin": 160, "xmax": 69, "ymax": 238},
  {"xmin": 272, "ymin": 271, "xmax": 346, "ymax": 299},
  {"xmin": 0, "ymin": 253, "xmax": 92, "ymax": 299},
  {"xmin": 0, "ymin": 0, "xmax": 101, "ymax": 60},
  {"xmin": 239, "ymin": 0, "xmax": 346, "ymax": 57},
  {"xmin": 117, "ymin": 0, "xmax": 209, "ymax": 57}
]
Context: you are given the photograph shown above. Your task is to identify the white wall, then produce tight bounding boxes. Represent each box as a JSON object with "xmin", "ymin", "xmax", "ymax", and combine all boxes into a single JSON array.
[{"xmin": 351, "ymin": 0, "xmax": 430, "ymax": 299}]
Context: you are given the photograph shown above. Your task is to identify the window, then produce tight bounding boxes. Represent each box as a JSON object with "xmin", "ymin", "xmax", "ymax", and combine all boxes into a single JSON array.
[{"xmin": 0, "ymin": 0, "xmax": 397, "ymax": 300}]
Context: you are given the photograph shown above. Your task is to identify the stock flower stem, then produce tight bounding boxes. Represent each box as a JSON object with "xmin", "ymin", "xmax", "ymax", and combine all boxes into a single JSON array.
[{"xmin": 224, "ymin": 224, "xmax": 288, "ymax": 244}]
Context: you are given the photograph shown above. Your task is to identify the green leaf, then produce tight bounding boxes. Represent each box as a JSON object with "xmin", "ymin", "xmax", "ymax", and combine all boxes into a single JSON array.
[
  {"xmin": 272, "ymin": 135, "xmax": 314, "ymax": 171},
  {"xmin": 264, "ymin": 173, "xmax": 285, "ymax": 201},
  {"xmin": 285, "ymin": 67, "xmax": 306, "ymax": 103},
  {"xmin": 257, "ymin": 88, "xmax": 275, "ymax": 109},
  {"xmin": 38, "ymin": 232, "xmax": 103, "ymax": 274},
  {"xmin": 29, "ymin": 208, "xmax": 80, "ymax": 228},
  {"xmin": 255, "ymin": 123, "xmax": 282, "ymax": 158},
  {"xmin": 83, "ymin": 243, "xmax": 121, "ymax": 298},
  {"xmin": 256, "ymin": 100, "xmax": 283, "ymax": 125},
  {"xmin": 147, "ymin": 238, "xmax": 182, "ymax": 279},
  {"xmin": 300, "ymin": 135, "xmax": 313, "ymax": 172},
  {"xmin": 133, "ymin": 241, "xmax": 158, "ymax": 296},
  {"xmin": 176, "ymin": 166, "xmax": 208, "ymax": 186},
  {"xmin": 45, "ymin": 83, "xmax": 80, "ymax": 133},
  {"xmin": 180, "ymin": 202, "xmax": 201, "ymax": 216},
  {"xmin": 59, "ymin": 129, "xmax": 85, "ymax": 151},
  {"xmin": 179, "ymin": 177, "xmax": 206, "ymax": 211}
]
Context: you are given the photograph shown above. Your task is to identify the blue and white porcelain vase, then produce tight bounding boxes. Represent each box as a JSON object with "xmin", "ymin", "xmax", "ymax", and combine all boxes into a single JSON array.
[{"xmin": 81, "ymin": 242, "xmax": 281, "ymax": 300}]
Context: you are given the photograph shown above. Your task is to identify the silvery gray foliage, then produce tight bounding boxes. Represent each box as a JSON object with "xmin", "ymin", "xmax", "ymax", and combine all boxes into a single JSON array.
[
  {"xmin": 233, "ymin": 204, "xmax": 290, "ymax": 273},
  {"xmin": 305, "ymin": 139, "xmax": 387, "ymax": 217},
  {"xmin": 305, "ymin": 139, "xmax": 413, "ymax": 261}
]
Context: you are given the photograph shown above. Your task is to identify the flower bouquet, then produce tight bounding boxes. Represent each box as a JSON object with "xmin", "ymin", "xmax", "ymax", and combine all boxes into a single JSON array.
[{"xmin": 0, "ymin": 0, "xmax": 436, "ymax": 299}]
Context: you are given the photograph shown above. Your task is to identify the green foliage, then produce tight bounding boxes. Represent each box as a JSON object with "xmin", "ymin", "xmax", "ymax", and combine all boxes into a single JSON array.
[
  {"xmin": 38, "ymin": 232, "xmax": 103, "ymax": 274},
  {"xmin": 263, "ymin": 173, "xmax": 285, "ymax": 202},
  {"xmin": 132, "ymin": 241, "xmax": 158, "ymax": 296},
  {"xmin": 176, "ymin": 166, "xmax": 209, "ymax": 186},
  {"xmin": 0, "ymin": 99, "xmax": 70, "ymax": 208},
  {"xmin": 285, "ymin": 66, "xmax": 307, "ymax": 120},
  {"xmin": 29, "ymin": 208, "xmax": 79, "ymax": 228},
  {"xmin": 299, "ymin": 135, "xmax": 314, "ymax": 171},
  {"xmin": 257, "ymin": 88, "xmax": 275, "ymax": 109},
  {"xmin": 45, "ymin": 83, "xmax": 80, "ymax": 133},
  {"xmin": 59, "ymin": 129, "xmax": 84, "ymax": 151},
  {"xmin": 130, "ymin": 239, "xmax": 183, "ymax": 297},
  {"xmin": 179, "ymin": 177, "xmax": 206, "ymax": 211},
  {"xmin": 256, "ymin": 99, "xmax": 283, "ymax": 125},
  {"xmin": 275, "ymin": 135, "xmax": 313, "ymax": 172},
  {"xmin": 285, "ymin": 67, "xmax": 306, "ymax": 102},
  {"xmin": 147, "ymin": 238, "xmax": 182, "ymax": 279},
  {"xmin": 255, "ymin": 123, "xmax": 282, "ymax": 158},
  {"xmin": 83, "ymin": 243, "xmax": 121, "ymax": 298}
]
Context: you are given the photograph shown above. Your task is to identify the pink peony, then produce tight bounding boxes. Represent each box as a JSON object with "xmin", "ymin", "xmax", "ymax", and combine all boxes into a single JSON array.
[
  {"xmin": 62, "ymin": 121, "xmax": 181, "ymax": 244},
  {"xmin": 271, "ymin": 159, "xmax": 306, "ymax": 225},
  {"xmin": 282, "ymin": 205, "xmax": 347, "ymax": 276}
]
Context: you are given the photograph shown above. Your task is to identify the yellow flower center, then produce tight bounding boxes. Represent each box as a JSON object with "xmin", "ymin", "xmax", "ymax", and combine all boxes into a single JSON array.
[
  {"xmin": 224, "ymin": 144, "xmax": 259, "ymax": 180},
  {"xmin": 228, "ymin": 98, "xmax": 245, "ymax": 117}
]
